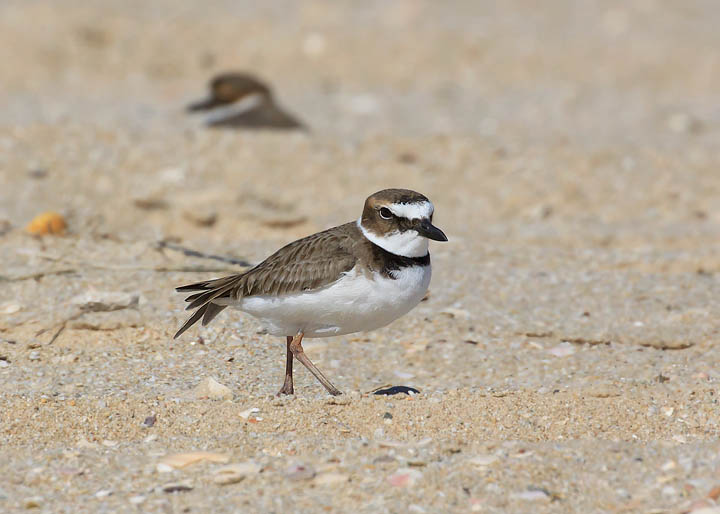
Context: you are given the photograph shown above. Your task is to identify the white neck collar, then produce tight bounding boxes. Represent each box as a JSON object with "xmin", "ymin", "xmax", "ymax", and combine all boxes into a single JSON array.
[{"xmin": 357, "ymin": 218, "xmax": 429, "ymax": 258}]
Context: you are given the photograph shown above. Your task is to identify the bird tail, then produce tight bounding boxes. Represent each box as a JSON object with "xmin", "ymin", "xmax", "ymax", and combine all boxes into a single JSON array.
[{"xmin": 174, "ymin": 275, "xmax": 242, "ymax": 339}]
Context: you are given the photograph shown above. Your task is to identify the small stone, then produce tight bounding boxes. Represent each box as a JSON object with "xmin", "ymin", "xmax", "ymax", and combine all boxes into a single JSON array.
[
  {"xmin": 95, "ymin": 490, "xmax": 112, "ymax": 498},
  {"xmin": 666, "ymin": 113, "xmax": 702, "ymax": 134},
  {"xmin": 133, "ymin": 196, "xmax": 168, "ymax": 210},
  {"xmin": 28, "ymin": 351, "xmax": 40, "ymax": 361},
  {"xmin": 129, "ymin": 496, "xmax": 146, "ymax": 505},
  {"xmin": 468, "ymin": 455, "xmax": 499, "ymax": 467},
  {"xmin": 26, "ymin": 212, "xmax": 66, "ymax": 236},
  {"xmin": 142, "ymin": 415, "xmax": 157, "ymax": 428},
  {"xmin": 158, "ymin": 451, "xmax": 230, "ymax": 470},
  {"xmin": 302, "ymin": 32, "xmax": 326, "ymax": 57},
  {"xmin": 661, "ymin": 460, "xmax": 676, "ymax": 472},
  {"xmin": 373, "ymin": 455, "xmax": 396, "ymax": 464},
  {"xmin": 161, "ymin": 483, "xmax": 193, "ymax": 493},
  {"xmin": 182, "ymin": 208, "xmax": 217, "ymax": 227},
  {"xmin": 77, "ymin": 438, "xmax": 98, "ymax": 449},
  {"xmin": 547, "ymin": 342, "xmax": 576, "ymax": 357},
  {"xmin": 388, "ymin": 468, "xmax": 422, "ymax": 487},
  {"xmin": 586, "ymin": 384, "xmax": 621, "ymax": 398},
  {"xmin": 440, "ymin": 307, "xmax": 471, "ymax": 320},
  {"xmin": 58, "ymin": 353, "xmax": 78, "ymax": 364},
  {"xmin": 513, "ymin": 488, "xmax": 550, "ymax": 502},
  {"xmin": 347, "ymin": 94, "xmax": 380, "ymax": 115},
  {"xmin": 707, "ymin": 485, "xmax": 720, "ymax": 500},
  {"xmin": 327, "ymin": 395, "xmax": 351, "ymax": 405},
  {"xmin": 661, "ymin": 485, "xmax": 677, "ymax": 497},
  {"xmin": 158, "ymin": 167, "xmax": 186, "ymax": 184},
  {"xmin": 156, "ymin": 463, "xmax": 174, "ymax": 473},
  {"xmin": 28, "ymin": 168, "xmax": 48, "ymax": 179},
  {"xmin": 239, "ymin": 407, "xmax": 260, "ymax": 419},
  {"xmin": 24, "ymin": 497, "xmax": 43, "ymax": 509},
  {"xmin": 285, "ymin": 463, "xmax": 315, "ymax": 481},
  {"xmin": 313, "ymin": 473, "xmax": 349, "ymax": 486},
  {"xmin": 71, "ymin": 292, "xmax": 139, "ymax": 312},
  {"xmin": 213, "ymin": 462, "xmax": 262, "ymax": 485},
  {"xmin": 194, "ymin": 377, "xmax": 233, "ymax": 400},
  {"xmin": 0, "ymin": 302, "xmax": 22, "ymax": 314}
]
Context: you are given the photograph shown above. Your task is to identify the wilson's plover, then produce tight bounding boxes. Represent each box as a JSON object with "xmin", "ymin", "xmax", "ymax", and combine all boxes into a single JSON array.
[
  {"xmin": 175, "ymin": 189, "xmax": 447, "ymax": 396},
  {"xmin": 187, "ymin": 72, "xmax": 305, "ymax": 130}
]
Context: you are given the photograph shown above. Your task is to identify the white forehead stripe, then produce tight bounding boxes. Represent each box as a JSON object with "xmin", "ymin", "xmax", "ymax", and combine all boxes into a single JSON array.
[{"xmin": 387, "ymin": 201, "xmax": 434, "ymax": 220}]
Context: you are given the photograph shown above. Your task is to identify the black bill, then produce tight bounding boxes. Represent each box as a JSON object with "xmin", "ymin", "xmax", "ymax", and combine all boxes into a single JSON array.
[
  {"xmin": 416, "ymin": 219, "xmax": 448, "ymax": 242},
  {"xmin": 187, "ymin": 97, "xmax": 226, "ymax": 112}
]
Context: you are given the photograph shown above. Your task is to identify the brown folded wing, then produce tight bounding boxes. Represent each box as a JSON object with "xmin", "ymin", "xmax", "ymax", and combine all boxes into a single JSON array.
[{"xmin": 174, "ymin": 223, "xmax": 360, "ymax": 338}]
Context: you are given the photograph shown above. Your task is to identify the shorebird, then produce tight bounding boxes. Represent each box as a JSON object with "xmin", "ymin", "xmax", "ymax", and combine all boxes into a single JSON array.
[
  {"xmin": 187, "ymin": 72, "xmax": 305, "ymax": 130},
  {"xmin": 174, "ymin": 189, "xmax": 447, "ymax": 395}
]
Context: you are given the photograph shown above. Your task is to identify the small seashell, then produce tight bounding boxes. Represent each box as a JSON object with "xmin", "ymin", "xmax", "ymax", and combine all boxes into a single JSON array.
[{"xmin": 239, "ymin": 407, "xmax": 260, "ymax": 419}]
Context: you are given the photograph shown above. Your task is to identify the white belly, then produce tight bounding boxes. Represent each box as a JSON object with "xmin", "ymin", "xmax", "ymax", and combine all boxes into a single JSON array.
[{"xmin": 227, "ymin": 265, "xmax": 431, "ymax": 337}]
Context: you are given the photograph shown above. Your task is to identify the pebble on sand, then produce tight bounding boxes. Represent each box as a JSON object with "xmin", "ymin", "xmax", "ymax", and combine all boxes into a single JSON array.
[
  {"xmin": 468, "ymin": 455, "xmax": 499, "ymax": 467},
  {"xmin": 388, "ymin": 468, "xmax": 422, "ymax": 487},
  {"xmin": 239, "ymin": 407, "xmax": 260, "ymax": 419},
  {"xmin": 313, "ymin": 473, "xmax": 349, "ymax": 486},
  {"xmin": 182, "ymin": 207, "xmax": 218, "ymax": 227},
  {"xmin": 71, "ymin": 291, "xmax": 139, "ymax": 312},
  {"xmin": 213, "ymin": 462, "xmax": 262, "ymax": 485},
  {"xmin": 24, "ymin": 497, "xmax": 44, "ymax": 509},
  {"xmin": 194, "ymin": 377, "xmax": 233, "ymax": 400},
  {"xmin": 0, "ymin": 302, "xmax": 22, "ymax": 314},
  {"xmin": 129, "ymin": 496, "xmax": 146, "ymax": 505},
  {"xmin": 285, "ymin": 463, "xmax": 316, "ymax": 481},
  {"xmin": 25, "ymin": 212, "xmax": 66, "ymax": 236},
  {"xmin": 160, "ymin": 483, "xmax": 193, "ymax": 493},
  {"xmin": 547, "ymin": 342, "xmax": 576, "ymax": 357},
  {"xmin": 142, "ymin": 415, "xmax": 157, "ymax": 428},
  {"xmin": 133, "ymin": 196, "xmax": 169, "ymax": 210},
  {"xmin": 158, "ymin": 451, "xmax": 230, "ymax": 471},
  {"xmin": 512, "ymin": 489, "xmax": 551, "ymax": 502}
]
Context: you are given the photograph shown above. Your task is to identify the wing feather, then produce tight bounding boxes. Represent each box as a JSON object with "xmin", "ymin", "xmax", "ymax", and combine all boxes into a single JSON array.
[{"xmin": 173, "ymin": 223, "xmax": 360, "ymax": 338}]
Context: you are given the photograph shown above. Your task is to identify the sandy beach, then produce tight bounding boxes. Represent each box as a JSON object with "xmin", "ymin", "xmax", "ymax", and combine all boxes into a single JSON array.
[{"xmin": 1, "ymin": 1, "xmax": 719, "ymax": 512}]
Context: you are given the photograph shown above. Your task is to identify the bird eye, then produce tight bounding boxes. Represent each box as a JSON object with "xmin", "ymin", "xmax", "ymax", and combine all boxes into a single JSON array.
[{"xmin": 379, "ymin": 207, "xmax": 393, "ymax": 219}]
